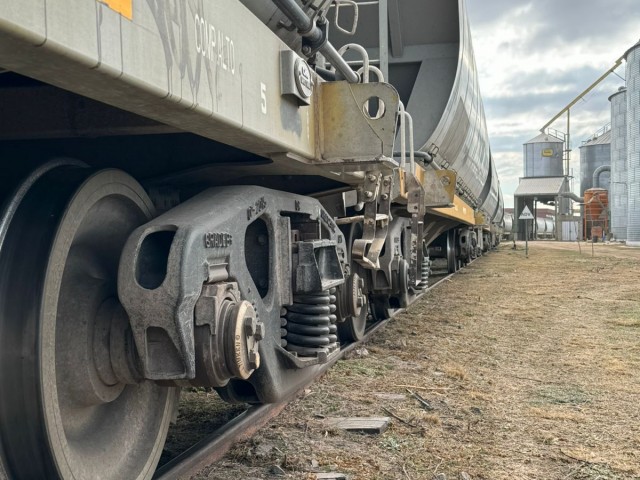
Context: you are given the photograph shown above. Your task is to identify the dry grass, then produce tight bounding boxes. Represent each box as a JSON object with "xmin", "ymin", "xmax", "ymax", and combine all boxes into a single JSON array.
[
  {"xmin": 179, "ymin": 241, "xmax": 640, "ymax": 480},
  {"xmin": 442, "ymin": 364, "xmax": 469, "ymax": 381},
  {"xmin": 422, "ymin": 413, "xmax": 442, "ymax": 426},
  {"xmin": 609, "ymin": 319, "xmax": 640, "ymax": 328},
  {"xmin": 528, "ymin": 406, "xmax": 584, "ymax": 422}
]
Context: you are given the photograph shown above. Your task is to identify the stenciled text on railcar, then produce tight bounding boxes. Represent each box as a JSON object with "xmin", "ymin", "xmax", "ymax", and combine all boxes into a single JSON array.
[{"xmin": 194, "ymin": 13, "xmax": 235, "ymax": 75}]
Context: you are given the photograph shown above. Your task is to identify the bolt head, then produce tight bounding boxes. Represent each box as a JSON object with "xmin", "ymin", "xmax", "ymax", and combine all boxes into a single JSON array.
[
  {"xmin": 364, "ymin": 191, "xmax": 373, "ymax": 198},
  {"xmin": 248, "ymin": 351, "xmax": 260, "ymax": 370},
  {"xmin": 367, "ymin": 174, "xmax": 376, "ymax": 182},
  {"xmin": 254, "ymin": 322, "xmax": 265, "ymax": 341},
  {"xmin": 244, "ymin": 316, "xmax": 256, "ymax": 336}
]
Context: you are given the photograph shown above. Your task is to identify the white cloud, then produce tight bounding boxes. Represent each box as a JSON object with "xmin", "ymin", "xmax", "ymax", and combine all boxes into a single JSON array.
[{"xmin": 466, "ymin": 0, "xmax": 638, "ymax": 207}]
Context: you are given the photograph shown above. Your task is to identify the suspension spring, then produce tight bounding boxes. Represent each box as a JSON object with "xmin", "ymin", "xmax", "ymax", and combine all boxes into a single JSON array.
[
  {"xmin": 420, "ymin": 255, "xmax": 431, "ymax": 289},
  {"xmin": 282, "ymin": 289, "xmax": 338, "ymax": 357}
]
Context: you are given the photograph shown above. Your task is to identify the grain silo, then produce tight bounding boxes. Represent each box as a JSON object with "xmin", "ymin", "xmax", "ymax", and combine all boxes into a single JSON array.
[
  {"xmin": 579, "ymin": 129, "xmax": 611, "ymax": 194},
  {"xmin": 515, "ymin": 133, "xmax": 568, "ymax": 240},
  {"xmin": 523, "ymin": 133, "xmax": 564, "ymax": 177},
  {"xmin": 609, "ymin": 87, "xmax": 627, "ymax": 240},
  {"xmin": 625, "ymin": 41, "xmax": 640, "ymax": 246}
]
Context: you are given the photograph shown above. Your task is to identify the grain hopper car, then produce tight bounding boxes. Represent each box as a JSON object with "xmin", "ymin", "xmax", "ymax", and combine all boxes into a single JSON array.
[
  {"xmin": 502, "ymin": 213, "xmax": 514, "ymax": 240},
  {"xmin": 0, "ymin": 0, "xmax": 503, "ymax": 478}
]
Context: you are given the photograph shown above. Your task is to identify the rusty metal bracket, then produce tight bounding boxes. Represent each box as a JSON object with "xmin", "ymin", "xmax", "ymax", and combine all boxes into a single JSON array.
[
  {"xmin": 352, "ymin": 174, "xmax": 393, "ymax": 269},
  {"xmin": 319, "ymin": 81, "xmax": 400, "ymax": 168},
  {"xmin": 423, "ymin": 169, "xmax": 456, "ymax": 207}
]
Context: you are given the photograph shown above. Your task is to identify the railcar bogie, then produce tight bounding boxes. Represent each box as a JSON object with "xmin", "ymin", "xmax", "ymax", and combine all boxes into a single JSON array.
[{"xmin": 0, "ymin": 0, "xmax": 503, "ymax": 478}]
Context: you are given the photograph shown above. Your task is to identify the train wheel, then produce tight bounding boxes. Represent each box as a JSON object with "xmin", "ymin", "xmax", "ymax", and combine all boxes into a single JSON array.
[
  {"xmin": 0, "ymin": 163, "xmax": 178, "ymax": 479},
  {"xmin": 446, "ymin": 229, "xmax": 458, "ymax": 273},
  {"xmin": 337, "ymin": 223, "xmax": 369, "ymax": 341},
  {"xmin": 397, "ymin": 257, "xmax": 418, "ymax": 307},
  {"xmin": 370, "ymin": 295, "xmax": 393, "ymax": 322},
  {"xmin": 337, "ymin": 268, "xmax": 369, "ymax": 341}
]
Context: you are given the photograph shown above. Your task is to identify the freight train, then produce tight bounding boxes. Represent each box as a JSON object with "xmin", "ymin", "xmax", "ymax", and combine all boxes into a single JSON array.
[{"xmin": 0, "ymin": 0, "xmax": 503, "ymax": 478}]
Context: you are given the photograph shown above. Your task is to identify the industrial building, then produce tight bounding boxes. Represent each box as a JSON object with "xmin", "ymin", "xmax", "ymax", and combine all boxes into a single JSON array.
[
  {"xmin": 513, "ymin": 132, "xmax": 572, "ymax": 241},
  {"xmin": 510, "ymin": 39, "xmax": 640, "ymax": 244}
]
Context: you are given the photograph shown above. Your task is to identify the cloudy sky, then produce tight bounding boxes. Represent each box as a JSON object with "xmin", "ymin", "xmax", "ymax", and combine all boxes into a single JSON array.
[{"xmin": 466, "ymin": 0, "xmax": 638, "ymax": 208}]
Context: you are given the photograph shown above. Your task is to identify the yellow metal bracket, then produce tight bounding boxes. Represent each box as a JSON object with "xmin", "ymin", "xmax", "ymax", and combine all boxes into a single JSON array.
[
  {"xmin": 429, "ymin": 195, "xmax": 476, "ymax": 225},
  {"xmin": 399, "ymin": 165, "xmax": 456, "ymax": 208}
]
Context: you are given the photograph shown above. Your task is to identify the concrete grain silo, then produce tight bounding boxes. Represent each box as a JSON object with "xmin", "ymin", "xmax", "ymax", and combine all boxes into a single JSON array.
[
  {"xmin": 609, "ymin": 87, "xmax": 627, "ymax": 240},
  {"xmin": 625, "ymin": 41, "xmax": 640, "ymax": 246}
]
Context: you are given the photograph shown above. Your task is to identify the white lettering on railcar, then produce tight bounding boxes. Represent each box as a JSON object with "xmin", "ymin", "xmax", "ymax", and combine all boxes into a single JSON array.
[{"xmin": 194, "ymin": 13, "xmax": 235, "ymax": 75}]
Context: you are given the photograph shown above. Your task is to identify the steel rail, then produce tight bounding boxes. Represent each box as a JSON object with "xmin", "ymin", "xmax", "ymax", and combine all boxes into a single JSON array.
[{"xmin": 153, "ymin": 270, "xmax": 457, "ymax": 480}]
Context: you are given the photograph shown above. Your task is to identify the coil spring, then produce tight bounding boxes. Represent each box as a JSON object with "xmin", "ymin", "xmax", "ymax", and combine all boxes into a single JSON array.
[
  {"xmin": 281, "ymin": 289, "xmax": 338, "ymax": 357},
  {"xmin": 420, "ymin": 255, "xmax": 430, "ymax": 287}
]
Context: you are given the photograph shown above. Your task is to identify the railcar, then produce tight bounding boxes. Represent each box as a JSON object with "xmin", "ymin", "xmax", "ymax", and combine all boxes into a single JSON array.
[
  {"xmin": 502, "ymin": 213, "xmax": 514, "ymax": 240},
  {"xmin": 0, "ymin": 0, "xmax": 503, "ymax": 478}
]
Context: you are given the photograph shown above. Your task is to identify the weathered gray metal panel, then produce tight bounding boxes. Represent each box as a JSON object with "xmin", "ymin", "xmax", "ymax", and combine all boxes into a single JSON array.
[
  {"xmin": 96, "ymin": 3, "xmax": 124, "ymax": 72},
  {"xmin": 405, "ymin": 45, "xmax": 458, "ymax": 146},
  {"xmin": 0, "ymin": 0, "xmax": 317, "ymax": 161},
  {"xmin": 609, "ymin": 87, "xmax": 627, "ymax": 240},
  {"xmin": 47, "ymin": 0, "xmax": 99, "ymax": 64},
  {"xmin": 0, "ymin": 0, "xmax": 46, "ymax": 44}
]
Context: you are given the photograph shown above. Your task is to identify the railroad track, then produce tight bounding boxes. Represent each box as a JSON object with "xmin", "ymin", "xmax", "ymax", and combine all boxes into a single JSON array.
[{"xmin": 153, "ymin": 270, "xmax": 457, "ymax": 480}]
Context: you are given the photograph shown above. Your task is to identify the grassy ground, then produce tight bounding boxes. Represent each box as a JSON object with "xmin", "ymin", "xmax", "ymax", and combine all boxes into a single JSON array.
[{"xmin": 168, "ymin": 241, "xmax": 640, "ymax": 480}]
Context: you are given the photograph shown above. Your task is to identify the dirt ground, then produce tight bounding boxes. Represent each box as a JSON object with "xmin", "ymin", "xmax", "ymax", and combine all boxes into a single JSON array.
[{"xmin": 169, "ymin": 241, "xmax": 640, "ymax": 480}]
